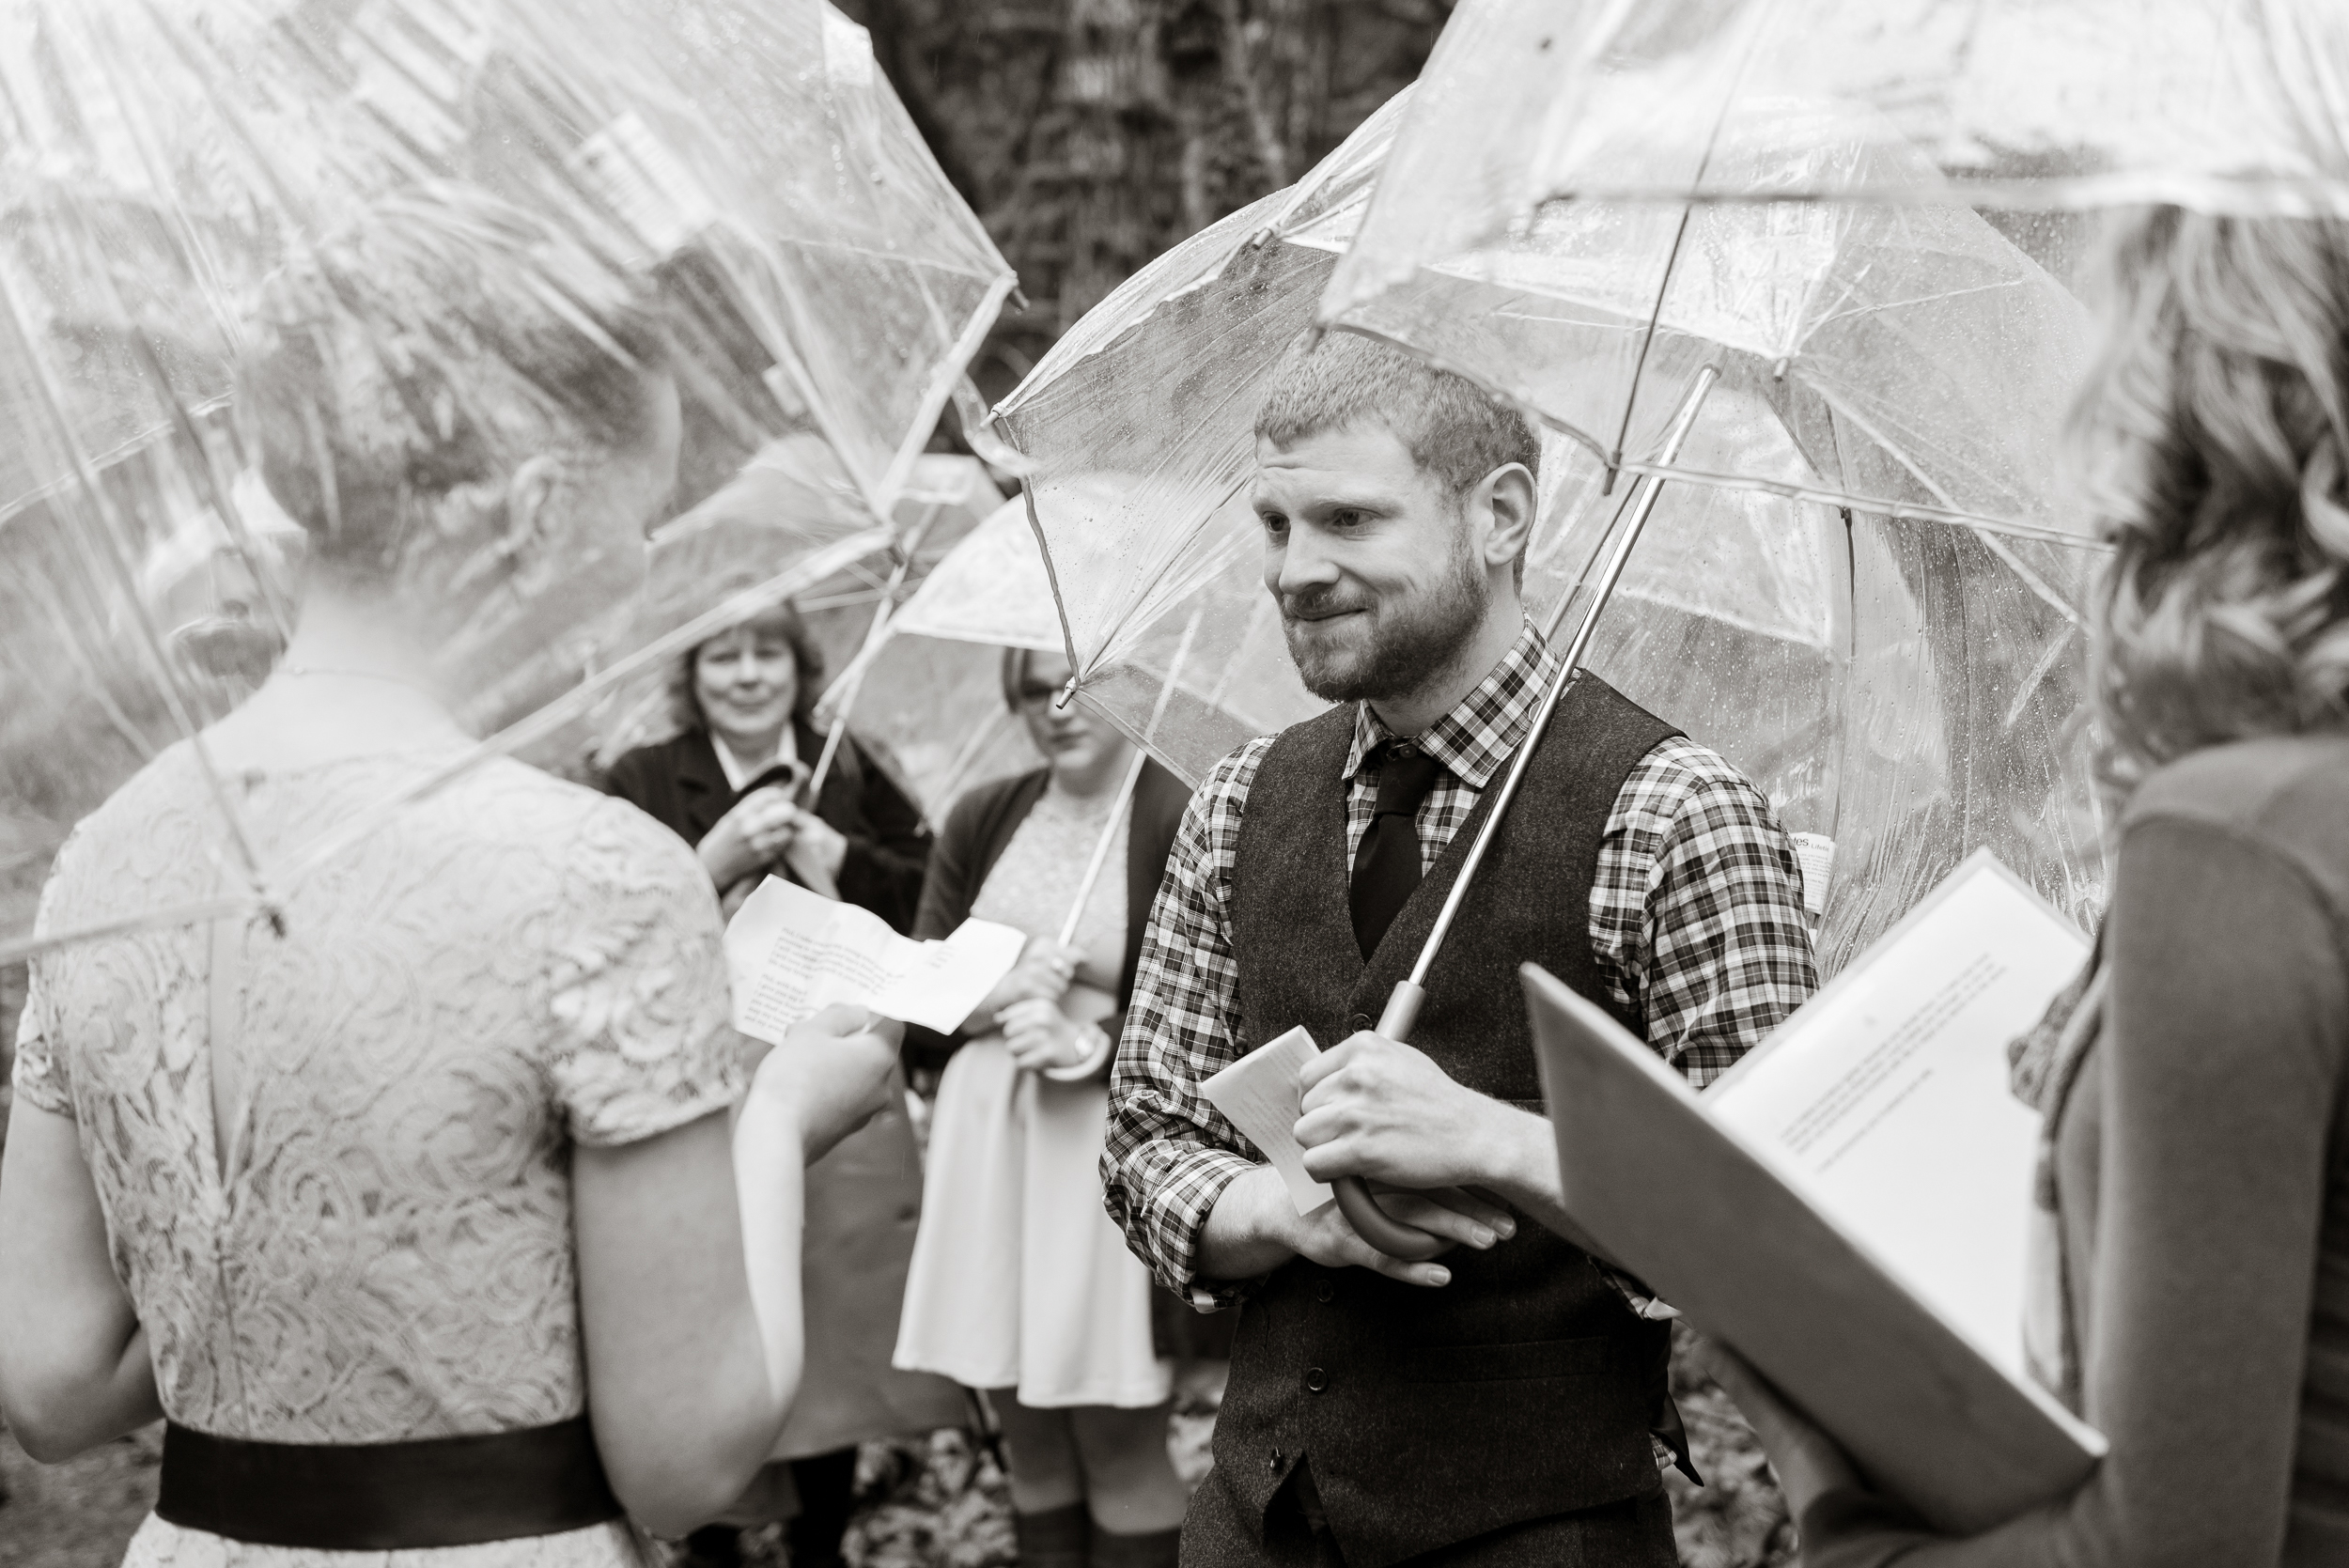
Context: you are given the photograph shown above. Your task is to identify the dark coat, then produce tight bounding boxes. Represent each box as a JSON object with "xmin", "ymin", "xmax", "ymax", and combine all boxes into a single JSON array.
[{"xmin": 603, "ymin": 720, "xmax": 930, "ymax": 934}]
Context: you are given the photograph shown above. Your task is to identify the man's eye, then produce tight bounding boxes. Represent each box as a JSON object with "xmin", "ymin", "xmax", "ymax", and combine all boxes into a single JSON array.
[
  {"xmin": 1331, "ymin": 508, "xmax": 1361, "ymax": 528},
  {"xmin": 1261, "ymin": 513, "xmax": 1288, "ymax": 536}
]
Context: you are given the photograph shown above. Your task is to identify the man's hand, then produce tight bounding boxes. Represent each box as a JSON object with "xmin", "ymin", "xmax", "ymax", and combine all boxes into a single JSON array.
[
  {"xmin": 1296, "ymin": 1031, "xmax": 1511, "ymax": 1190},
  {"xmin": 1194, "ymin": 1163, "xmax": 1516, "ymax": 1290}
]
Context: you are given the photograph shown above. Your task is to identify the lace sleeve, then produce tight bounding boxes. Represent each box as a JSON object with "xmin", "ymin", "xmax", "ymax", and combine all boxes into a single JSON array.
[
  {"xmin": 546, "ymin": 802, "xmax": 746, "ymax": 1148},
  {"xmin": 8, "ymin": 960, "xmax": 71, "ymax": 1117}
]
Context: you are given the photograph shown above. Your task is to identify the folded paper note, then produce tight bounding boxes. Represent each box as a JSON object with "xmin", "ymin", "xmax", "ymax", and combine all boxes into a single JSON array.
[
  {"xmin": 1202, "ymin": 1025, "xmax": 1335, "ymax": 1215},
  {"xmin": 724, "ymin": 877, "xmax": 1025, "ymax": 1040}
]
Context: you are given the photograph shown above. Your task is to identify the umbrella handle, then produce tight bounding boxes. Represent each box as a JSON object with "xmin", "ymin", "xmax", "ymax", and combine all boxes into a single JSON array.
[{"xmin": 1329, "ymin": 982, "xmax": 1450, "ymax": 1263}]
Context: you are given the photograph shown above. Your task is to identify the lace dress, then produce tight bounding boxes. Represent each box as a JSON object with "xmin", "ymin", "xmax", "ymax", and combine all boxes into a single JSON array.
[
  {"xmin": 10, "ymin": 743, "xmax": 745, "ymax": 1568},
  {"xmin": 892, "ymin": 784, "xmax": 1170, "ymax": 1410}
]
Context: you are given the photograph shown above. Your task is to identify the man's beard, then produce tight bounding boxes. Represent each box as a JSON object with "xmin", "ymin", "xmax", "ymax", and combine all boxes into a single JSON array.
[{"xmin": 1281, "ymin": 528, "xmax": 1490, "ymax": 704}]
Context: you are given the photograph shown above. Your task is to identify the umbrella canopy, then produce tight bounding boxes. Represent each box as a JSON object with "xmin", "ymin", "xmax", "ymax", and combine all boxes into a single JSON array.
[
  {"xmin": 0, "ymin": 0, "xmax": 1013, "ymax": 963},
  {"xmin": 584, "ymin": 439, "xmax": 1004, "ymax": 776},
  {"xmin": 1325, "ymin": 0, "xmax": 2349, "ymax": 249},
  {"xmin": 839, "ymin": 496, "xmax": 1063, "ymax": 825},
  {"xmin": 988, "ymin": 90, "xmax": 2105, "ymax": 964}
]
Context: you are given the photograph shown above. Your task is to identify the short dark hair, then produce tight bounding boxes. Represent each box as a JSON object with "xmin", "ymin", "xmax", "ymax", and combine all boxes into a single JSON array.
[
  {"xmin": 1255, "ymin": 330, "xmax": 1541, "ymax": 497},
  {"xmin": 239, "ymin": 184, "xmax": 671, "ymax": 583}
]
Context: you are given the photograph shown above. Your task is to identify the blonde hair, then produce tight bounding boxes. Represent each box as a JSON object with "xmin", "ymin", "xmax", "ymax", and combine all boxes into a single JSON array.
[
  {"xmin": 2074, "ymin": 207, "xmax": 2349, "ymax": 788},
  {"xmin": 240, "ymin": 185, "xmax": 669, "ymax": 584}
]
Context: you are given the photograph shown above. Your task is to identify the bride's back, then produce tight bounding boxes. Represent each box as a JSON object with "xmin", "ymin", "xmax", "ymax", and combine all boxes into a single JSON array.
[{"xmin": 14, "ymin": 740, "xmax": 737, "ymax": 1442}]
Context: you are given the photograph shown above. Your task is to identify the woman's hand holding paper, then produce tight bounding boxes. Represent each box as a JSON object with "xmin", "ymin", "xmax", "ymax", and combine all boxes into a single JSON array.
[{"xmin": 747, "ymin": 1003, "xmax": 905, "ymax": 1163}]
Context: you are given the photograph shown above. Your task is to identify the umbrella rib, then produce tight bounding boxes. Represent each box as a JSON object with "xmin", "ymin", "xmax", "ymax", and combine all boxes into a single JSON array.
[
  {"xmin": 1608, "ymin": 204, "xmax": 1696, "ymax": 474},
  {"xmin": 1802, "ymin": 278, "xmax": 2046, "ymax": 329},
  {"xmin": 1603, "ymin": 0, "xmax": 1776, "ymax": 474},
  {"xmin": 1021, "ymin": 475, "xmax": 1092, "ymax": 696},
  {"xmin": 1612, "ymin": 458, "xmax": 2106, "ymax": 555}
]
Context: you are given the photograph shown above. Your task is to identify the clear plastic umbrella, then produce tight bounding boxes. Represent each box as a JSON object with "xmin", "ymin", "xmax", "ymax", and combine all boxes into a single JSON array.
[
  {"xmin": 987, "ymin": 92, "xmax": 2105, "ymax": 970},
  {"xmin": 1326, "ymin": 0, "xmax": 2349, "ymax": 267},
  {"xmin": 843, "ymin": 496, "xmax": 1064, "ymax": 827},
  {"xmin": 0, "ymin": 0, "xmax": 1013, "ymax": 963},
  {"xmin": 579, "ymin": 439, "xmax": 1003, "ymax": 787}
]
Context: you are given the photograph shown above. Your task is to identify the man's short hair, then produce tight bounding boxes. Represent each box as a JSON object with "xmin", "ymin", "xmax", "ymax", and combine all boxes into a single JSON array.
[{"xmin": 1254, "ymin": 331, "xmax": 1541, "ymax": 497}]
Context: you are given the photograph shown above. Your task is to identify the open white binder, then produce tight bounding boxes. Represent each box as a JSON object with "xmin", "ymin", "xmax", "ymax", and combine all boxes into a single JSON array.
[{"xmin": 1524, "ymin": 849, "xmax": 2106, "ymax": 1535}]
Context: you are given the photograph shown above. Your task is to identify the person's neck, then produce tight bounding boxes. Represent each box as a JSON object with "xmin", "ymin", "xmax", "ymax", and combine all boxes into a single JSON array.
[
  {"xmin": 712, "ymin": 722, "xmax": 789, "ymax": 766},
  {"xmin": 1050, "ymin": 741, "xmax": 1136, "ymax": 801},
  {"xmin": 204, "ymin": 587, "xmax": 471, "ymax": 768},
  {"xmin": 1365, "ymin": 589, "xmax": 1529, "ymax": 737}
]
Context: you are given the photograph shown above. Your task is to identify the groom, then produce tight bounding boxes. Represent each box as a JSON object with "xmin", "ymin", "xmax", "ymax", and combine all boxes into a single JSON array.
[{"xmin": 1102, "ymin": 333, "xmax": 1817, "ymax": 1566}]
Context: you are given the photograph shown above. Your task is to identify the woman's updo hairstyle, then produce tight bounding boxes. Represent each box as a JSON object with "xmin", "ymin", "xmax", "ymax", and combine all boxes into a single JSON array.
[
  {"xmin": 2075, "ymin": 208, "xmax": 2349, "ymax": 787},
  {"xmin": 238, "ymin": 184, "xmax": 670, "ymax": 585}
]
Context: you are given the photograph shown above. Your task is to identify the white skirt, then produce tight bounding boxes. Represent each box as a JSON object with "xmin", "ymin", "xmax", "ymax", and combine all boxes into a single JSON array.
[{"xmin": 893, "ymin": 1036, "xmax": 1172, "ymax": 1409}]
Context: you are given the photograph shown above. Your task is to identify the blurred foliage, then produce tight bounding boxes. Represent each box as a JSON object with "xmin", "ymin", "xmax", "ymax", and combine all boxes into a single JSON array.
[{"xmin": 836, "ymin": 0, "xmax": 1454, "ymax": 402}]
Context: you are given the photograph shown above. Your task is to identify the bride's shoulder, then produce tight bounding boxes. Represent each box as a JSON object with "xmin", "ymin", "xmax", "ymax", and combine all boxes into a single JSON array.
[{"xmin": 454, "ymin": 757, "xmax": 708, "ymax": 890}]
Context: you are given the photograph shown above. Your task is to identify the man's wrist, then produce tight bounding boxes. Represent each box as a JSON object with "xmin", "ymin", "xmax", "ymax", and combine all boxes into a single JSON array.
[
  {"xmin": 1196, "ymin": 1162, "xmax": 1300, "ymax": 1282},
  {"xmin": 1486, "ymin": 1100, "xmax": 1564, "ymax": 1212}
]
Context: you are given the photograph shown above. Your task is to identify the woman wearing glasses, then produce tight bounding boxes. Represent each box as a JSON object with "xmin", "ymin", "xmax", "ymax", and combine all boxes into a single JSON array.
[{"xmin": 894, "ymin": 646, "xmax": 1215, "ymax": 1568}]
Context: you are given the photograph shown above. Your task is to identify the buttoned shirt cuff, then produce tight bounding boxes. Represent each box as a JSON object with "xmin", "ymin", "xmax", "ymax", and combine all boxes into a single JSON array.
[{"xmin": 1147, "ymin": 1145, "xmax": 1262, "ymax": 1311}]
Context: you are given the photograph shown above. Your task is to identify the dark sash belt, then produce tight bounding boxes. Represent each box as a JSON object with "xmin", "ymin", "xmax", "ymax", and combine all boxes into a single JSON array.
[{"xmin": 157, "ymin": 1417, "xmax": 625, "ymax": 1549}]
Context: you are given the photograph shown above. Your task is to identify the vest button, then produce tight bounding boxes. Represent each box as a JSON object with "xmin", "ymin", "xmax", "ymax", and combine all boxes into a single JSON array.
[
  {"xmin": 1304, "ymin": 1367, "xmax": 1328, "ymax": 1393},
  {"xmin": 1348, "ymin": 1013, "xmax": 1371, "ymax": 1033},
  {"xmin": 1315, "ymin": 1279, "xmax": 1334, "ymax": 1303},
  {"xmin": 1268, "ymin": 1447, "xmax": 1283, "ymax": 1472}
]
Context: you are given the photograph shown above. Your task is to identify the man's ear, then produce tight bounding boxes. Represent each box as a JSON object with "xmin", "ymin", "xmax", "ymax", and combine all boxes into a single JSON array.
[
  {"xmin": 1476, "ymin": 462, "xmax": 1537, "ymax": 569},
  {"xmin": 500, "ymin": 455, "xmax": 565, "ymax": 564}
]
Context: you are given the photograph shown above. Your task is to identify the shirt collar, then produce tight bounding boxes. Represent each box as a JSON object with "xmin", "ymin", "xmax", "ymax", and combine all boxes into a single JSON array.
[
  {"xmin": 711, "ymin": 724, "xmax": 800, "ymax": 793},
  {"xmin": 1341, "ymin": 620, "xmax": 1561, "ymax": 790}
]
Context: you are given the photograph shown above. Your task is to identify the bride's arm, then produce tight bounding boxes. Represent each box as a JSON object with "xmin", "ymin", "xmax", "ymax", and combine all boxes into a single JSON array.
[
  {"xmin": 0, "ymin": 1099, "xmax": 163, "ymax": 1459},
  {"xmin": 572, "ymin": 1007, "xmax": 894, "ymax": 1538}
]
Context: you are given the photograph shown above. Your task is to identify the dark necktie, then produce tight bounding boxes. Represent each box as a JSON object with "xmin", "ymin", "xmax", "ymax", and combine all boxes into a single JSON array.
[{"xmin": 1350, "ymin": 743, "xmax": 1443, "ymax": 960}]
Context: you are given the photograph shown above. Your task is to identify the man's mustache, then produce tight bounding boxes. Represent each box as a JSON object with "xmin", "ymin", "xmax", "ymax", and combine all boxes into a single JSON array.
[{"xmin": 1279, "ymin": 587, "xmax": 1375, "ymax": 622}]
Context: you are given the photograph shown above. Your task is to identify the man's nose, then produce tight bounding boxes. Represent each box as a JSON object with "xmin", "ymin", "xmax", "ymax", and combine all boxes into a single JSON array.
[{"xmin": 1268, "ymin": 523, "xmax": 1342, "ymax": 596}]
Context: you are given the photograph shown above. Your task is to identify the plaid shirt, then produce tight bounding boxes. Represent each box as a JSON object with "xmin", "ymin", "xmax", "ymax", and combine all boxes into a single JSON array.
[{"xmin": 1103, "ymin": 622, "xmax": 1819, "ymax": 1306}]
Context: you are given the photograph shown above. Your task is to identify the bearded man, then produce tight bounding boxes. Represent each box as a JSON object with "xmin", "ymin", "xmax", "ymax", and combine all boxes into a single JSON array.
[{"xmin": 1102, "ymin": 334, "xmax": 1818, "ymax": 1568}]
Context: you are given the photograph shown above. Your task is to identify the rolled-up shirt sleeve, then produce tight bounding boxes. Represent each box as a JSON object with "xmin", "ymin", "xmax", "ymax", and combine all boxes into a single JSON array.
[{"xmin": 1102, "ymin": 741, "xmax": 1269, "ymax": 1310}]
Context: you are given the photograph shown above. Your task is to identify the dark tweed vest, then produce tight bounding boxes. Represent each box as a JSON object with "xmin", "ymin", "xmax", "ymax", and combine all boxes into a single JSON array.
[{"xmin": 1217, "ymin": 675, "xmax": 1679, "ymax": 1568}]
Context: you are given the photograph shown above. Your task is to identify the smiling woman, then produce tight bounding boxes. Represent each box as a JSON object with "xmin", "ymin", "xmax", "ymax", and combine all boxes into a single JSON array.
[
  {"xmin": 604, "ymin": 594, "xmax": 930, "ymax": 930},
  {"xmin": 892, "ymin": 644, "xmax": 1220, "ymax": 1568}
]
